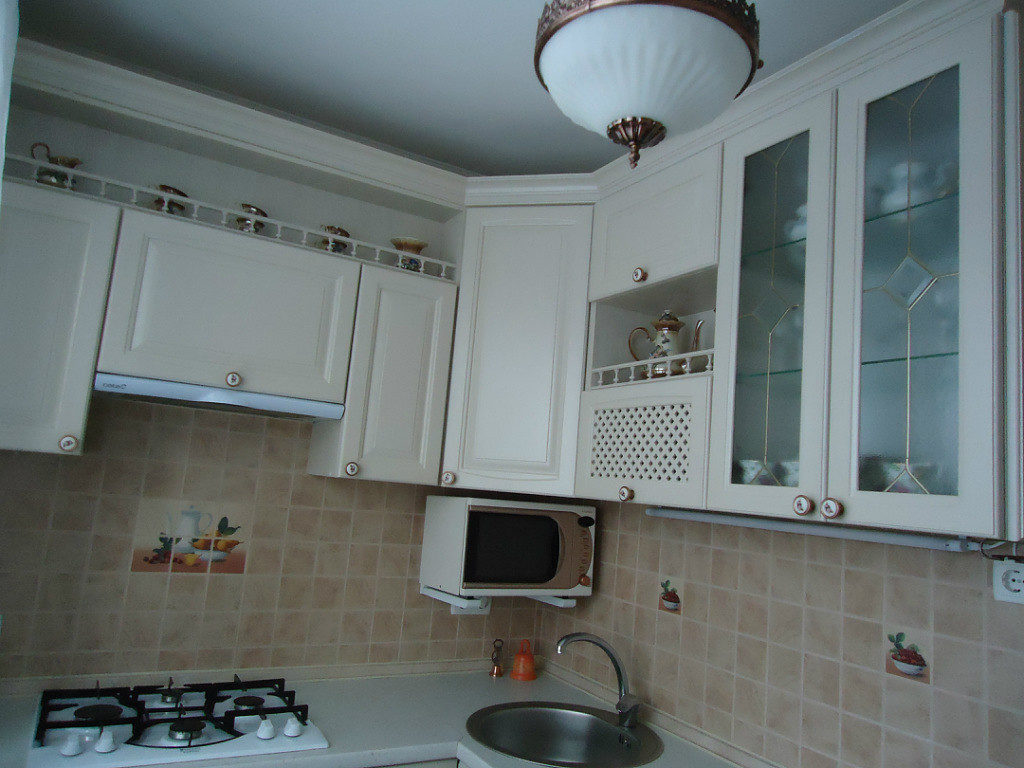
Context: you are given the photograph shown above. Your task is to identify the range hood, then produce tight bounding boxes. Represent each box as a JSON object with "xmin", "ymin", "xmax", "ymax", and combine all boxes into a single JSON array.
[{"xmin": 93, "ymin": 373, "xmax": 344, "ymax": 420}]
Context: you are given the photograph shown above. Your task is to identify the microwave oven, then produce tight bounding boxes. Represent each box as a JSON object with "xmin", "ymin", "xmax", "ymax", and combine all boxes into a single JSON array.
[{"xmin": 419, "ymin": 496, "xmax": 595, "ymax": 598}]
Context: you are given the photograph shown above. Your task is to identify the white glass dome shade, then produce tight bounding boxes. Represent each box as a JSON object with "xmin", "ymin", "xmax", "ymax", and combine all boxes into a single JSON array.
[{"xmin": 535, "ymin": 1, "xmax": 761, "ymax": 165}]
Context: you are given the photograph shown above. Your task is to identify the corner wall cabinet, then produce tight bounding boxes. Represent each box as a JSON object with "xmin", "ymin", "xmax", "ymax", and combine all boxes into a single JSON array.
[
  {"xmin": 0, "ymin": 182, "xmax": 119, "ymax": 454},
  {"xmin": 589, "ymin": 145, "xmax": 721, "ymax": 300},
  {"xmin": 710, "ymin": 15, "xmax": 1003, "ymax": 537},
  {"xmin": 98, "ymin": 209, "xmax": 361, "ymax": 404},
  {"xmin": 308, "ymin": 264, "xmax": 456, "ymax": 483},
  {"xmin": 441, "ymin": 205, "xmax": 592, "ymax": 495}
]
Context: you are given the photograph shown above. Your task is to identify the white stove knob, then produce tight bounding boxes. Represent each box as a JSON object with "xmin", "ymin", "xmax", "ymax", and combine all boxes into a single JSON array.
[
  {"xmin": 256, "ymin": 718, "xmax": 276, "ymax": 740},
  {"xmin": 283, "ymin": 716, "xmax": 303, "ymax": 737},
  {"xmin": 94, "ymin": 729, "xmax": 118, "ymax": 753},
  {"xmin": 60, "ymin": 733, "xmax": 84, "ymax": 756}
]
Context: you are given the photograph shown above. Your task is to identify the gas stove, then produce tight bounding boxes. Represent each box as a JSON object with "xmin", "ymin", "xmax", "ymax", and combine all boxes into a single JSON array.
[{"xmin": 29, "ymin": 675, "xmax": 328, "ymax": 767}]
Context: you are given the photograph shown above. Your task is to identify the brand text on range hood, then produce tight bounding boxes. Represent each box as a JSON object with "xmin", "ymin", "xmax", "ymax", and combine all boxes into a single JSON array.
[{"xmin": 93, "ymin": 373, "xmax": 344, "ymax": 420}]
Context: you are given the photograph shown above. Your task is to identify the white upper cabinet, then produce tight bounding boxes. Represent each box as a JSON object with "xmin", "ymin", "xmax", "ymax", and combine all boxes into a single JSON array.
[
  {"xmin": 0, "ymin": 182, "xmax": 119, "ymax": 454},
  {"xmin": 708, "ymin": 95, "xmax": 835, "ymax": 519},
  {"xmin": 307, "ymin": 264, "xmax": 456, "ymax": 483},
  {"xmin": 709, "ymin": 14, "xmax": 1006, "ymax": 537},
  {"xmin": 98, "ymin": 210, "xmax": 360, "ymax": 403},
  {"xmin": 826, "ymin": 17, "xmax": 1001, "ymax": 536},
  {"xmin": 589, "ymin": 145, "xmax": 721, "ymax": 300},
  {"xmin": 442, "ymin": 205, "xmax": 592, "ymax": 495},
  {"xmin": 577, "ymin": 375, "xmax": 711, "ymax": 508}
]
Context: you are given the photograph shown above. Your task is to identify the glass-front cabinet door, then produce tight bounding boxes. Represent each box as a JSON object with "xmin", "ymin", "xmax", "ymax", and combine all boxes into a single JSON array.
[
  {"xmin": 827, "ymin": 18, "xmax": 1000, "ymax": 536},
  {"xmin": 708, "ymin": 95, "xmax": 835, "ymax": 517}
]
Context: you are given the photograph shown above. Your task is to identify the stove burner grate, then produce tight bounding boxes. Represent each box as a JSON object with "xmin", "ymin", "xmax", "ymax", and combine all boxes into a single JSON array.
[
  {"xmin": 73, "ymin": 703, "xmax": 123, "ymax": 721},
  {"xmin": 233, "ymin": 695, "xmax": 264, "ymax": 708}
]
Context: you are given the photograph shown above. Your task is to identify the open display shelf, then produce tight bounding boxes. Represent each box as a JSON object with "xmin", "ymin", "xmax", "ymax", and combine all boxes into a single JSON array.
[
  {"xmin": 586, "ymin": 266, "xmax": 717, "ymax": 390},
  {"xmin": 3, "ymin": 154, "xmax": 457, "ymax": 283}
]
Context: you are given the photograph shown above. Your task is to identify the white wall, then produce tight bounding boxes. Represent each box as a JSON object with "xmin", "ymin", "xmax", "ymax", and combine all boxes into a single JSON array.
[
  {"xmin": 6, "ymin": 104, "xmax": 453, "ymax": 261},
  {"xmin": 0, "ymin": 1, "xmax": 17, "ymax": 200}
]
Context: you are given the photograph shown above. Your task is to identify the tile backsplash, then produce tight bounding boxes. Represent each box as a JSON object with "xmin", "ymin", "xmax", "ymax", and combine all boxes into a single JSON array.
[
  {"xmin": 0, "ymin": 397, "xmax": 536, "ymax": 679},
  {"xmin": 538, "ymin": 502, "xmax": 1024, "ymax": 768}
]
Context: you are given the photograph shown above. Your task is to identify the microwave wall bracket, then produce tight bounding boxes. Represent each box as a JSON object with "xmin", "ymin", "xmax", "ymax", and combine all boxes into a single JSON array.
[{"xmin": 419, "ymin": 585, "xmax": 491, "ymax": 615}]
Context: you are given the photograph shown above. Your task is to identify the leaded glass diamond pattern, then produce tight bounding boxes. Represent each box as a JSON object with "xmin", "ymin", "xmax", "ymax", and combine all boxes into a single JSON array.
[
  {"xmin": 882, "ymin": 256, "xmax": 934, "ymax": 309},
  {"xmin": 858, "ymin": 67, "xmax": 960, "ymax": 496}
]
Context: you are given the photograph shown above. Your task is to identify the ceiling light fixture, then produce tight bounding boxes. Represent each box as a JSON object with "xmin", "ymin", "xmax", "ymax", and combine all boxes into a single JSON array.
[{"xmin": 535, "ymin": 0, "xmax": 762, "ymax": 168}]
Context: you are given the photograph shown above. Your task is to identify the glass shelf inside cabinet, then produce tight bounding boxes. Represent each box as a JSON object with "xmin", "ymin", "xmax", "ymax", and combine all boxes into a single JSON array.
[
  {"xmin": 730, "ymin": 130, "xmax": 811, "ymax": 489},
  {"xmin": 588, "ymin": 267, "xmax": 717, "ymax": 389},
  {"xmin": 857, "ymin": 65, "xmax": 960, "ymax": 497}
]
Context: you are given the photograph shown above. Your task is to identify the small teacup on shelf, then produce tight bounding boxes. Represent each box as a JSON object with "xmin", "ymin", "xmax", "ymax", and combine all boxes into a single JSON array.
[
  {"xmin": 236, "ymin": 203, "xmax": 268, "ymax": 234},
  {"xmin": 30, "ymin": 142, "xmax": 82, "ymax": 189}
]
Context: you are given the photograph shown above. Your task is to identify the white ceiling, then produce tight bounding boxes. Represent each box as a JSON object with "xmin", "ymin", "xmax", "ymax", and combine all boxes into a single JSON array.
[{"xmin": 18, "ymin": 0, "xmax": 907, "ymax": 176}]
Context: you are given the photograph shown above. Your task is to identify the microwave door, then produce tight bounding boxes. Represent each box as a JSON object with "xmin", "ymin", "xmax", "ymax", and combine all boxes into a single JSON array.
[{"xmin": 462, "ymin": 510, "xmax": 560, "ymax": 586}]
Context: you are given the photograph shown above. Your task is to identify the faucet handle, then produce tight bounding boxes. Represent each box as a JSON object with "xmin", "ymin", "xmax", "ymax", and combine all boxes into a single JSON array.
[{"xmin": 616, "ymin": 693, "xmax": 642, "ymax": 728}]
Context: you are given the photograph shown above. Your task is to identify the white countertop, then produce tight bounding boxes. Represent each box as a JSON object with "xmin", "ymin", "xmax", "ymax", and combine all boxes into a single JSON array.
[{"xmin": 0, "ymin": 671, "xmax": 738, "ymax": 768}]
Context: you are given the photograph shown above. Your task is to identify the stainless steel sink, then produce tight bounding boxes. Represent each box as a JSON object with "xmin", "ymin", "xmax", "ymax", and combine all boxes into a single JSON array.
[{"xmin": 465, "ymin": 701, "xmax": 664, "ymax": 768}]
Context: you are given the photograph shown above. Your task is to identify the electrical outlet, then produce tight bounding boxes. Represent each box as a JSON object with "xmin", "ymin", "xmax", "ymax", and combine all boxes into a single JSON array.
[{"xmin": 992, "ymin": 560, "xmax": 1024, "ymax": 604}]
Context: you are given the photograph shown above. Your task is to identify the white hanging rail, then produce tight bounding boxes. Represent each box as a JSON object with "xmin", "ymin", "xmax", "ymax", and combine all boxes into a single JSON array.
[
  {"xmin": 3, "ymin": 154, "xmax": 457, "ymax": 284},
  {"xmin": 645, "ymin": 507, "xmax": 983, "ymax": 552}
]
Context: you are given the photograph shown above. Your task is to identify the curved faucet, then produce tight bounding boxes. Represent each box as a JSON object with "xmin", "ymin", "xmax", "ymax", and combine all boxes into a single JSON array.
[{"xmin": 556, "ymin": 632, "xmax": 642, "ymax": 728}]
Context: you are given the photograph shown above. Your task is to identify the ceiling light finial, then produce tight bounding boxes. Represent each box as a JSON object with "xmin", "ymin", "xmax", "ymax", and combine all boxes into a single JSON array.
[{"xmin": 535, "ymin": 0, "xmax": 762, "ymax": 167}]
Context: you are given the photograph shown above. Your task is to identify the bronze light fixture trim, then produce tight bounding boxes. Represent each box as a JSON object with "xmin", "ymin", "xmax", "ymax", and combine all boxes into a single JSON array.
[{"xmin": 535, "ymin": 0, "xmax": 763, "ymax": 167}]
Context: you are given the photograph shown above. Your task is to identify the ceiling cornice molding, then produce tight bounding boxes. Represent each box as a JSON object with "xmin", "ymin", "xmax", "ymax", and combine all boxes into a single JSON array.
[
  {"xmin": 12, "ymin": 39, "xmax": 469, "ymax": 212},
  {"xmin": 592, "ymin": 0, "xmax": 1002, "ymax": 196},
  {"xmin": 463, "ymin": 173, "xmax": 599, "ymax": 207}
]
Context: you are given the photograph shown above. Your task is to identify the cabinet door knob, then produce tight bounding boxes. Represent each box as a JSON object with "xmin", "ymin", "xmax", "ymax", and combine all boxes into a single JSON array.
[
  {"xmin": 57, "ymin": 434, "xmax": 79, "ymax": 452},
  {"xmin": 632, "ymin": 267, "xmax": 648, "ymax": 283},
  {"xmin": 821, "ymin": 498, "xmax": 844, "ymax": 519},
  {"xmin": 441, "ymin": 470, "xmax": 456, "ymax": 486},
  {"xmin": 792, "ymin": 495, "xmax": 815, "ymax": 516},
  {"xmin": 618, "ymin": 485, "xmax": 635, "ymax": 502},
  {"xmin": 344, "ymin": 462, "xmax": 359, "ymax": 477},
  {"xmin": 225, "ymin": 372, "xmax": 242, "ymax": 388}
]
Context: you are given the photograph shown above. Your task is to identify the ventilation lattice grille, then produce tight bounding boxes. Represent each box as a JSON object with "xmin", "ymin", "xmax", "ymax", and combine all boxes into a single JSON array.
[{"xmin": 589, "ymin": 403, "xmax": 692, "ymax": 482}]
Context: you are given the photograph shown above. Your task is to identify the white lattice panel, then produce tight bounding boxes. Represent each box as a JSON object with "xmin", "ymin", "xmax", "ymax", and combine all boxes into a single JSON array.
[
  {"xmin": 575, "ymin": 375, "xmax": 711, "ymax": 507},
  {"xmin": 589, "ymin": 403, "xmax": 693, "ymax": 482}
]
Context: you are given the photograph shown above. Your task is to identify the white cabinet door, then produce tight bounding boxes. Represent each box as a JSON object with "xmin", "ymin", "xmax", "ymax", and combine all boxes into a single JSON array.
[
  {"xmin": 308, "ymin": 265, "xmax": 456, "ymax": 483},
  {"xmin": 442, "ymin": 205, "xmax": 592, "ymax": 495},
  {"xmin": 707, "ymin": 95, "xmax": 835, "ymax": 519},
  {"xmin": 0, "ymin": 182, "xmax": 119, "ymax": 454},
  {"xmin": 98, "ymin": 210, "xmax": 360, "ymax": 403},
  {"xmin": 576, "ymin": 375, "xmax": 711, "ymax": 508},
  {"xmin": 827, "ymin": 17, "xmax": 1000, "ymax": 536},
  {"xmin": 589, "ymin": 145, "xmax": 721, "ymax": 300}
]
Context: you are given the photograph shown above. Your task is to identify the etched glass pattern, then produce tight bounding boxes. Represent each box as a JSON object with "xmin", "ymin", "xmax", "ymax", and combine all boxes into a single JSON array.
[
  {"xmin": 858, "ymin": 67, "xmax": 959, "ymax": 495},
  {"xmin": 731, "ymin": 132, "xmax": 810, "ymax": 487}
]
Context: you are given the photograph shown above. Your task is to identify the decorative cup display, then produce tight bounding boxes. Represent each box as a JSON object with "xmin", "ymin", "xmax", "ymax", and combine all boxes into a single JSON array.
[
  {"xmin": 153, "ymin": 184, "xmax": 189, "ymax": 216},
  {"xmin": 320, "ymin": 225, "xmax": 353, "ymax": 254},
  {"xmin": 30, "ymin": 141, "xmax": 82, "ymax": 189},
  {"xmin": 391, "ymin": 237, "xmax": 428, "ymax": 271},
  {"xmin": 236, "ymin": 203, "xmax": 268, "ymax": 234}
]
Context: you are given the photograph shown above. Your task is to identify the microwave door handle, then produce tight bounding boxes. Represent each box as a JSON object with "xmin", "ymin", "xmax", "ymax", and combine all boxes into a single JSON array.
[{"xmin": 556, "ymin": 524, "xmax": 567, "ymax": 571}]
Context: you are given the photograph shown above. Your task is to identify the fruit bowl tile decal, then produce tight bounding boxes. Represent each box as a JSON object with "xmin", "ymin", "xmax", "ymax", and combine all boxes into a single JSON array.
[
  {"xmin": 885, "ymin": 630, "xmax": 930, "ymax": 684},
  {"xmin": 131, "ymin": 499, "xmax": 248, "ymax": 575},
  {"xmin": 659, "ymin": 579, "xmax": 681, "ymax": 613}
]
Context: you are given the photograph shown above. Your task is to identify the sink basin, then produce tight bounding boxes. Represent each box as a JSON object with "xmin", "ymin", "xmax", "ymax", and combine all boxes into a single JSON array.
[{"xmin": 466, "ymin": 701, "xmax": 664, "ymax": 768}]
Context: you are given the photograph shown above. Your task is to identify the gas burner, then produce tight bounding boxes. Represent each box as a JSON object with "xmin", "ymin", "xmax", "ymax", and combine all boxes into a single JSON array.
[
  {"xmin": 73, "ymin": 704, "xmax": 123, "ymax": 721},
  {"xmin": 234, "ymin": 695, "xmax": 264, "ymax": 709},
  {"xmin": 158, "ymin": 677, "xmax": 187, "ymax": 704},
  {"xmin": 167, "ymin": 718, "xmax": 206, "ymax": 742}
]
